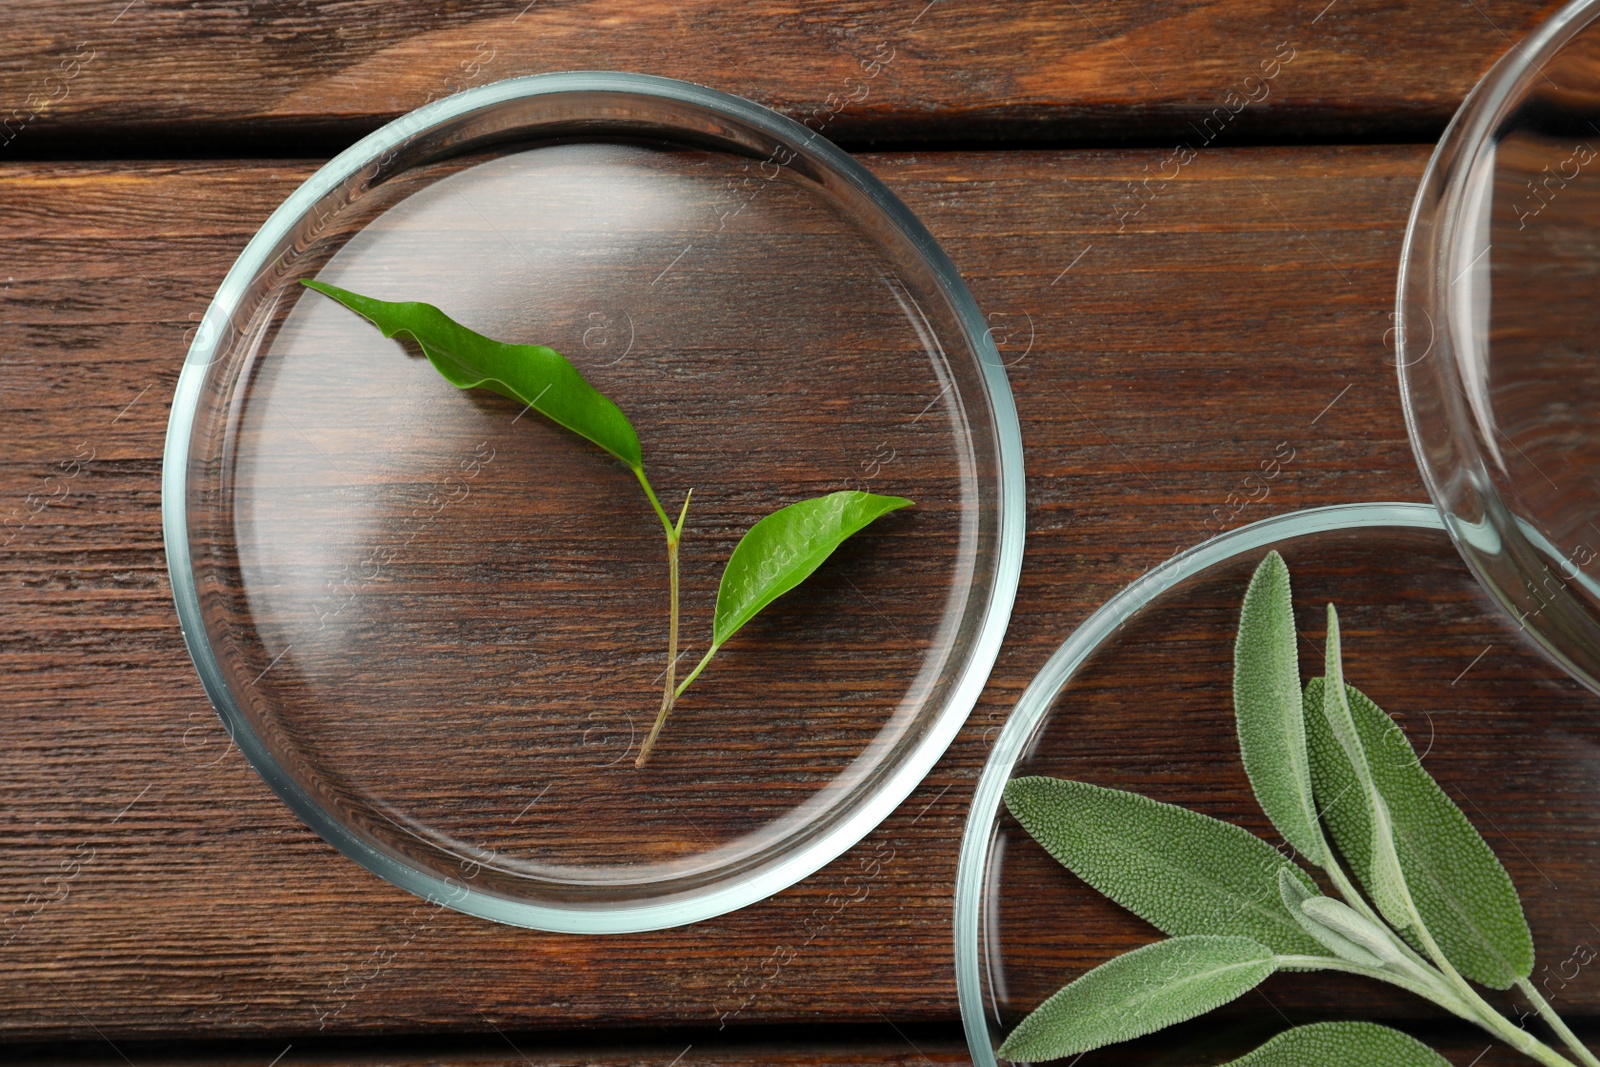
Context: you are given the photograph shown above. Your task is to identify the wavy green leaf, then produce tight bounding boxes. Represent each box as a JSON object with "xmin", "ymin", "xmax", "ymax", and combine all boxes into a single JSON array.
[
  {"xmin": 1004, "ymin": 777, "xmax": 1326, "ymax": 956},
  {"xmin": 301, "ymin": 279, "xmax": 643, "ymax": 470},
  {"xmin": 999, "ymin": 935, "xmax": 1278, "ymax": 1062},
  {"xmin": 1320, "ymin": 606, "xmax": 1412, "ymax": 929},
  {"xmin": 1219, "ymin": 1022, "xmax": 1453, "ymax": 1066},
  {"xmin": 712, "ymin": 490, "xmax": 911, "ymax": 647},
  {"xmin": 1305, "ymin": 676, "xmax": 1534, "ymax": 988},
  {"xmin": 1234, "ymin": 551, "xmax": 1325, "ymax": 865}
]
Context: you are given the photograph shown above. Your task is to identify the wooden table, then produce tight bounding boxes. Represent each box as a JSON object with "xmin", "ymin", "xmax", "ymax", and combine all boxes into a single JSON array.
[{"xmin": 3, "ymin": 2, "xmax": 1595, "ymax": 1064}]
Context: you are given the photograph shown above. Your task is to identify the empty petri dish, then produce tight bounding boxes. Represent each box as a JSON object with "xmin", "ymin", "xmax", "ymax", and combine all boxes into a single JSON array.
[
  {"xmin": 163, "ymin": 73, "xmax": 1023, "ymax": 933},
  {"xmin": 1400, "ymin": 0, "xmax": 1600, "ymax": 694}
]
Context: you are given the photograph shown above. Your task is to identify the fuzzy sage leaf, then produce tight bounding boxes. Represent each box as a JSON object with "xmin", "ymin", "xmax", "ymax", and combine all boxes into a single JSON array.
[
  {"xmin": 1300, "ymin": 896, "xmax": 1408, "ymax": 968},
  {"xmin": 1305, "ymin": 676, "xmax": 1534, "ymax": 989},
  {"xmin": 1004, "ymin": 777, "xmax": 1327, "ymax": 955},
  {"xmin": 1321, "ymin": 604, "xmax": 1413, "ymax": 931},
  {"xmin": 1234, "ymin": 551, "xmax": 1326, "ymax": 865},
  {"xmin": 301, "ymin": 279, "xmax": 645, "ymax": 472},
  {"xmin": 1276, "ymin": 868, "xmax": 1386, "ymax": 968},
  {"xmin": 997, "ymin": 935, "xmax": 1278, "ymax": 1062},
  {"xmin": 1218, "ymin": 1022, "xmax": 1453, "ymax": 1066}
]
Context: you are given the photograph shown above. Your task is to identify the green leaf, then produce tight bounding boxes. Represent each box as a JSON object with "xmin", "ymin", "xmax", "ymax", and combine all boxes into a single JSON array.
[
  {"xmin": 1004, "ymin": 777, "xmax": 1327, "ymax": 956},
  {"xmin": 1320, "ymin": 605, "xmax": 1412, "ymax": 929},
  {"xmin": 1299, "ymin": 896, "xmax": 1408, "ymax": 968},
  {"xmin": 1234, "ymin": 551, "xmax": 1326, "ymax": 865},
  {"xmin": 998, "ymin": 935, "xmax": 1277, "ymax": 1062},
  {"xmin": 301, "ymin": 279, "xmax": 643, "ymax": 470},
  {"xmin": 1219, "ymin": 1022, "xmax": 1453, "ymax": 1066},
  {"xmin": 1305, "ymin": 676, "xmax": 1535, "ymax": 988},
  {"xmin": 1276, "ymin": 868, "xmax": 1386, "ymax": 968},
  {"xmin": 711, "ymin": 490, "xmax": 912, "ymax": 647}
]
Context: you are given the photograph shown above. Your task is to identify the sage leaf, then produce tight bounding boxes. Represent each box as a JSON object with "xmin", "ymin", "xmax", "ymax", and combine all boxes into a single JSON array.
[
  {"xmin": 1321, "ymin": 605, "xmax": 1412, "ymax": 929},
  {"xmin": 1305, "ymin": 675, "xmax": 1534, "ymax": 989},
  {"xmin": 1004, "ymin": 777, "xmax": 1326, "ymax": 956},
  {"xmin": 1219, "ymin": 1022, "xmax": 1452, "ymax": 1066},
  {"xmin": 301, "ymin": 279, "xmax": 643, "ymax": 470},
  {"xmin": 998, "ymin": 935, "xmax": 1278, "ymax": 1062},
  {"xmin": 711, "ymin": 490, "xmax": 912, "ymax": 647},
  {"xmin": 1277, "ymin": 868, "xmax": 1386, "ymax": 968},
  {"xmin": 1234, "ymin": 551, "xmax": 1326, "ymax": 865},
  {"xmin": 1299, "ymin": 896, "xmax": 1406, "ymax": 968}
]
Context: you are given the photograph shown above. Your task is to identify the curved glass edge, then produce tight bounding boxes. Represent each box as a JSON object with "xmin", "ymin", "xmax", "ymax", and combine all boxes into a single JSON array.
[
  {"xmin": 1396, "ymin": 0, "xmax": 1600, "ymax": 696},
  {"xmin": 161, "ymin": 71, "xmax": 1025, "ymax": 934},
  {"xmin": 953, "ymin": 502, "xmax": 1444, "ymax": 1066}
]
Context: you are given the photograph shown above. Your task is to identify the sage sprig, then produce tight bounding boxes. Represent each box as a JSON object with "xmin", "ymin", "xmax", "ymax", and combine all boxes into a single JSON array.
[
  {"xmin": 1001, "ymin": 551, "xmax": 1598, "ymax": 1066},
  {"xmin": 301, "ymin": 280, "xmax": 911, "ymax": 766}
]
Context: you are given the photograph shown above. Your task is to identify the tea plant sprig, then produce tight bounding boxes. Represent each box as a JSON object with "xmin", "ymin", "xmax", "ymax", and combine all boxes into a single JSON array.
[
  {"xmin": 999, "ymin": 551, "xmax": 1598, "ymax": 1066},
  {"xmin": 300, "ymin": 280, "xmax": 911, "ymax": 767}
]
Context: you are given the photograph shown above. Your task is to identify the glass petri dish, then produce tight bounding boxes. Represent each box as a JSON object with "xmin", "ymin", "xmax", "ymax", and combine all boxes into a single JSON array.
[
  {"xmin": 162, "ymin": 72, "xmax": 1024, "ymax": 933},
  {"xmin": 1399, "ymin": 0, "xmax": 1600, "ymax": 694},
  {"xmin": 955, "ymin": 503, "xmax": 1600, "ymax": 1064}
]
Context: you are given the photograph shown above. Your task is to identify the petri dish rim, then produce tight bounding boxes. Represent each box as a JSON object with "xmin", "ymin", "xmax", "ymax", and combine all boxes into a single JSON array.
[
  {"xmin": 162, "ymin": 71, "xmax": 1026, "ymax": 934},
  {"xmin": 1396, "ymin": 0, "xmax": 1600, "ymax": 695},
  {"xmin": 951, "ymin": 502, "xmax": 1444, "ymax": 1066}
]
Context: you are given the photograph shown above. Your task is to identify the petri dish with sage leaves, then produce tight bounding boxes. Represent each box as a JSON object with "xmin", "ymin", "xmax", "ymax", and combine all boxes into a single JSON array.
[{"xmin": 956, "ymin": 503, "xmax": 1600, "ymax": 1065}]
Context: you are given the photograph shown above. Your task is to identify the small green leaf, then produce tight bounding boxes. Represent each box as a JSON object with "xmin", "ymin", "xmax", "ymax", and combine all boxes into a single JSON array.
[
  {"xmin": 301, "ymin": 279, "xmax": 643, "ymax": 470},
  {"xmin": 1321, "ymin": 605, "xmax": 1412, "ymax": 929},
  {"xmin": 1219, "ymin": 1022, "xmax": 1453, "ymax": 1066},
  {"xmin": 999, "ymin": 935, "xmax": 1278, "ymax": 1062},
  {"xmin": 711, "ymin": 491, "xmax": 911, "ymax": 647},
  {"xmin": 1004, "ymin": 777, "xmax": 1327, "ymax": 956},
  {"xmin": 1276, "ymin": 868, "xmax": 1386, "ymax": 968},
  {"xmin": 1234, "ymin": 551, "xmax": 1326, "ymax": 865},
  {"xmin": 1299, "ymin": 897, "xmax": 1406, "ymax": 968},
  {"xmin": 1306, "ymin": 676, "xmax": 1535, "ymax": 989}
]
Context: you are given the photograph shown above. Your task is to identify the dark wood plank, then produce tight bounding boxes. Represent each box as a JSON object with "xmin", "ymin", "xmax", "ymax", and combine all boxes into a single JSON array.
[
  {"xmin": 0, "ymin": 0, "xmax": 1561, "ymax": 151},
  {"xmin": 10, "ymin": 1022, "xmax": 1592, "ymax": 1067},
  {"xmin": 7, "ymin": 1029, "xmax": 972, "ymax": 1067},
  {"xmin": 4, "ymin": 146, "xmax": 1596, "ymax": 1048}
]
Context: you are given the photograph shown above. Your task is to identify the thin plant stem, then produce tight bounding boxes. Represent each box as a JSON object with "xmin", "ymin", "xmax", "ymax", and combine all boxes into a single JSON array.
[
  {"xmin": 635, "ymin": 643, "xmax": 716, "ymax": 767},
  {"xmin": 639, "ymin": 591, "xmax": 720, "ymax": 765},
  {"xmin": 1465, "ymin": 997, "xmax": 1578, "ymax": 1067},
  {"xmin": 1518, "ymin": 977, "xmax": 1600, "ymax": 1067},
  {"xmin": 1275, "ymin": 956, "xmax": 1469, "ymax": 1013},
  {"xmin": 666, "ymin": 534, "xmax": 680, "ymax": 707},
  {"xmin": 1400, "ymin": 896, "xmax": 1578, "ymax": 1067},
  {"xmin": 634, "ymin": 538, "xmax": 681, "ymax": 769},
  {"xmin": 674, "ymin": 644, "xmax": 719, "ymax": 700},
  {"xmin": 633, "ymin": 466, "xmax": 674, "ymax": 538},
  {"xmin": 1286, "ymin": 951, "xmax": 1575, "ymax": 1067},
  {"xmin": 1313, "ymin": 838, "xmax": 1582, "ymax": 1067},
  {"xmin": 635, "ymin": 487, "xmax": 692, "ymax": 769}
]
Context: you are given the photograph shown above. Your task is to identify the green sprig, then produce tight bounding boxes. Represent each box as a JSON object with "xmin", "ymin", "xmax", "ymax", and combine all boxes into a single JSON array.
[{"xmin": 300, "ymin": 280, "xmax": 911, "ymax": 767}]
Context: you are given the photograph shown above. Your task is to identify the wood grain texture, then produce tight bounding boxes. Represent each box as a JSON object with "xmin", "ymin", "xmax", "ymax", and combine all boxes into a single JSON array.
[
  {"xmin": 3, "ymin": 146, "xmax": 1597, "ymax": 1050},
  {"xmin": 10, "ymin": 1022, "xmax": 1594, "ymax": 1067},
  {"xmin": 0, "ymin": 0, "xmax": 1562, "ymax": 151},
  {"xmin": 9, "ymin": 1029, "xmax": 973, "ymax": 1067}
]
